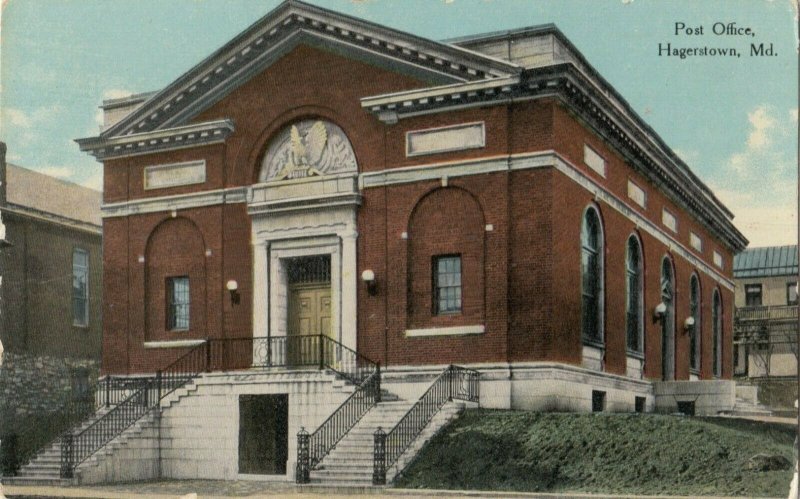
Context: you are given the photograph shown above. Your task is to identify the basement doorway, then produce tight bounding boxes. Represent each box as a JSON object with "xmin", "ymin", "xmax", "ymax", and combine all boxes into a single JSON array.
[{"xmin": 238, "ymin": 394, "xmax": 288, "ymax": 475}]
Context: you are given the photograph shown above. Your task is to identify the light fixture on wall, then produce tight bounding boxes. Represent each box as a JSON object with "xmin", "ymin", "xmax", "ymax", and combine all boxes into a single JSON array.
[
  {"xmin": 683, "ymin": 316, "xmax": 695, "ymax": 333},
  {"xmin": 226, "ymin": 279, "xmax": 240, "ymax": 305},
  {"xmin": 361, "ymin": 270, "xmax": 377, "ymax": 296},
  {"xmin": 653, "ymin": 302, "xmax": 667, "ymax": 323}
]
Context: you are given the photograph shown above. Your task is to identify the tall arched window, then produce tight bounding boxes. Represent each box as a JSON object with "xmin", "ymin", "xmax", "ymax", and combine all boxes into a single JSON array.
[
  {"xmin": 625, "ymin": 235, "xmax": 643, "ymax": 353},
  {"xmin": 713, "ymin": 289, "xmax": 722, "ymax": 377},
  {"xmin": 581, "ymin": 206, "xmax": 604, "ymax": 344},
  {"xmin": 689, "ymin": 274, "xmax": 701, "ymax": 374},
  {"xmin": 660, "ymin": 256, "xmax": 675, "ymax": 380}
]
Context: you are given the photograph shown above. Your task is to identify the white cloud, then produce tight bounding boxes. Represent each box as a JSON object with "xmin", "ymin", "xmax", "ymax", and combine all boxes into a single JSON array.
[
  {"xmin": 712, "ymin": 104, "xmax": 797, "ymax": 247},
  {"xmin": 790, "ymin": 108, "xmax": 798, "ymax": 123},
  {"xmin": 745, "ymin": 105, "xmax": 777, "ymax": 150},
  {"xmin": 5, "ymin": 108, "xmax": 33, "ymax": 128}
]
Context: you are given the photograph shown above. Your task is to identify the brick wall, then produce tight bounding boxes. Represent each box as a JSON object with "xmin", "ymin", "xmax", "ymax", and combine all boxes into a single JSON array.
[{"xmin": 101, "ymin": 44, "xmax": 736, "ymax": 380}]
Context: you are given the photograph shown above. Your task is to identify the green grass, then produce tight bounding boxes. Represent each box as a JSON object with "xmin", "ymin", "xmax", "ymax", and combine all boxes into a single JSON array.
[{"xmin": 395, "ymin": 410, "xmax": 795, "ymax": 497}]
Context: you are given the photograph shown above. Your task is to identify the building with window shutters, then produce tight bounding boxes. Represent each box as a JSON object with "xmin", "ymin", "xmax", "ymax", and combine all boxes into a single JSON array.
[
  {"xmin": 0, "ymin": 142, "xmax": 103, "ymax": 431},
  {"xmin": 32, "ymin": 0, "xmax": 748, "ymax": 485},
  {"xmin": 733, "ymin": 245, "xmax": 798, "ymax": 378}
]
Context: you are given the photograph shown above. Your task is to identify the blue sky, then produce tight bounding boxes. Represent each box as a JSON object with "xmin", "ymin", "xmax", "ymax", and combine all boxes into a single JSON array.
[{"xmin": 0, "ymin": 0, "xmax": 797, "ymax": 246}]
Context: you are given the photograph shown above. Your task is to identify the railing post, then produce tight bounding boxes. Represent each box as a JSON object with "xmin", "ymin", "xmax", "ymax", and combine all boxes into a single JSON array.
[
  {"xmin": 105, "ymin": 376, "xmax": 111, "ymax": 408},
  {"xmin": 60, "ymin": 432, "xmax": 74, "ymax": 479},
  {"xmin": 373, "ymin": 427, "xmax": 386, "ymax": 485},
  {"xmin": 156, "ymin": 371, "xmax": 163, "ymax": 403},
  {"xmin": 318, "ymin": 335, "xmax": 325, "ymax": 370},
  {"xmin": 375, "ymin": 363, "xmax": 382, "ymax": 403},
  {"xmin": 205, "ymin": 338, "xmax": 212, "ymax": 372},
  {"xmin": 296, "ymin": 427, "xmax": 310, "ymax": 484}
]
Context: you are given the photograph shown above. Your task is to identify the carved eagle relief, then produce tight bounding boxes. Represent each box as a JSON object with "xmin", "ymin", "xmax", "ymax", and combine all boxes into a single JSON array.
[
  {"xmin": 277, "ymin": 121, "xmax": 328, "ymax": 180},
  {"xmin": 260, "ymin": 120, "xmax": 357, "ymax": 182}
]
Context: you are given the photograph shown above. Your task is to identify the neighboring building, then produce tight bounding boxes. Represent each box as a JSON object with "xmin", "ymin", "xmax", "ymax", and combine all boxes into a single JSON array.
[
  {"xmin": 733, "ymin": 245, "xmax": 798, "ymax": 378},
  {"xmin": 0, "ymin": 142, "xmax": 103, "ymax": 423},
  {"xmin": 65, "ymin": 1, "xmax": 746, "ymax": 484}
]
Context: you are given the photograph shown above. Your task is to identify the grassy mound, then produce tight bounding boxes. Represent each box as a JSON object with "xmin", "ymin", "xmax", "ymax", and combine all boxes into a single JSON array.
[{"xmin": 395, "ymin": 410, "xmax": 795, "ymax": 497}]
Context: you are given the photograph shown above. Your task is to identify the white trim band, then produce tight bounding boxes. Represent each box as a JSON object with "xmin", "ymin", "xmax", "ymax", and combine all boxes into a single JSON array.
[
  {"xmin": 405, "ymin": 325, "xmax": 485, "ymax": 337},
  {"xmin": 143, "ymin": 339, "xmax": 206, "ymax": 349}
]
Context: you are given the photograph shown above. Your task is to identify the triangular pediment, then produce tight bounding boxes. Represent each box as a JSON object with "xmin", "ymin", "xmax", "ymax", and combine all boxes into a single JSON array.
[{"xmin": 102, "ymin": 0, "xmax": 520, "ymax": 139}]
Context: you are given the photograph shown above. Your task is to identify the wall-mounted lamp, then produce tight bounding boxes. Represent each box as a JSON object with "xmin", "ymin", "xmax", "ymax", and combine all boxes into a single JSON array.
[
  {"xmin": 361, "ymin": 269, "xmax": 377, "ymax": 296},
  {"xmin": 226, "ymin": 279, "xmax": 240, "ymax": 305},
  {"xmin": 683, "ymin": 316, "xmax": 695, "ymax": 333},
  {"xmin": 652, "ymin": 302, "xmax": 667, "ymax": 323}
]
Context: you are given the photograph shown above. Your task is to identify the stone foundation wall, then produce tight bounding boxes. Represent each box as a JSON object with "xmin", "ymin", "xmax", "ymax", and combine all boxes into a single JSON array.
[{"xmin": 0, "ymin": 351, "xmax": 99, "ymax": 426}]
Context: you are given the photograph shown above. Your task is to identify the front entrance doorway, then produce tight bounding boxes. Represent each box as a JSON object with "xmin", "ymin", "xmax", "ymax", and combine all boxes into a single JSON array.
[
  {"xmin": 287, "ymin": 255, "xmax": 332, "ymax": 337},
  {"xmin": 238, "ymin": 394, "xmax": 288, "ymax": 475}
]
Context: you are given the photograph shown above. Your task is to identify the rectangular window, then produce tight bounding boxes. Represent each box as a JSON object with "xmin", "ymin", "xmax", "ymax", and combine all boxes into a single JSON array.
[
  {"xmin": 661, "ymin": 209, "xmax": 677, "ymax": 232},
  {"xmin": 583, "ymin": 144, "xmax": 607, "ymax": 178},
  {"xmin": 434, "ymin": 255, "xmax": 461, "ymax": 315},
  {"xmin": 690, "ymin": 232, "xmax": 703, "ymax": 252},
  {"xmin": 788, "ymin": 282, "xmax": 798, "ymax": 306},
  {"xmin": 745, "ymin": 284, "xmax": 762, "ymax": 307},
  {"xmin": 627, "ymin": 180, "xmax": 646, "ymax": 208},
  {"xmin": 592, "ymin": 390, "xmax": 606, "ymax": 412},
  {"xmin": 167, "ymin": 276, "xmax": 190, "ymax": 331},
  {"xmin": 72, "ymin": 248, "xmax": 89, "ymax": 327}
]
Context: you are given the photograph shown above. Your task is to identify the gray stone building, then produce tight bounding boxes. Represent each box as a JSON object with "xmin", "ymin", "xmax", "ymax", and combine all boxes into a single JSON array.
[{"xmin": 0, "ymin": 142, "xmax": 102, "ymax": 425}]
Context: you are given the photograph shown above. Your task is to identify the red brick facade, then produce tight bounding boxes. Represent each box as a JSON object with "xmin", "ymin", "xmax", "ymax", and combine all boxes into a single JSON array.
[{"xmin": 92, "ymin": 23, "xmax": 740, "ymax": 383}]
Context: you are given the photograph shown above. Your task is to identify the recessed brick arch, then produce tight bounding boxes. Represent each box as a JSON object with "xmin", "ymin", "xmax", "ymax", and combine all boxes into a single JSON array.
[
  {"xmin": 407, "ymin": 187, "xmax": 486, "ymax": 330},
  {"xmin": 144, "ymin": 217, "xmax": 207, "ymax": 341}
]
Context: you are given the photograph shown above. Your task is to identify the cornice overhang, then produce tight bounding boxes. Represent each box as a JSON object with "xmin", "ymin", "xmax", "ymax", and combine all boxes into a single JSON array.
[
  {"xmin": 99, "ymin": 0, "xmax": 520, "ymax": 139},
  {"xmin": 76, "ymin": 120, "xmax": 235, "ymax": 160},
  {"xmin": 362, "ymin": 64, "xmax": 748, "ymax": 253}
]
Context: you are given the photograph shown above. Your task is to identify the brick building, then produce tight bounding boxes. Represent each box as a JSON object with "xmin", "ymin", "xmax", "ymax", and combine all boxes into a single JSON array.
[
  {"xmin": 0, "ymin": 142, "xmax": 103, "ymax": 427},
  {"xmin": 63, "ymin": 0, "xmax": 747, "ymax": 484}
]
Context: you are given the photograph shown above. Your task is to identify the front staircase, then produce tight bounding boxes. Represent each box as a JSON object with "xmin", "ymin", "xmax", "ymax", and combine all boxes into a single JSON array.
[{"xmin": 309, "ymin": 398, "xmax": 468, "ymax": 485}]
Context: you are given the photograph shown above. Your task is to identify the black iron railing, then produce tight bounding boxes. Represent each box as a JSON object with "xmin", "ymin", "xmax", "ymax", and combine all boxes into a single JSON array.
[
  {"xmin": 2, "ymin": 393, "xmax": 95, "ymax": 476},
  {"xmin": 60, "ymin": 342, "xmax": 208, "ymax": 478},
  {"xmin": 59, "ymin": 335, "xmax": 373, "ymax": 478},
  {"xmin": 373, "ymin": 365, "xmax": 479, "ymax": 485},
  {"xmin": 207, "ymin": 335, "xmax": 375, "ymax": 385}
]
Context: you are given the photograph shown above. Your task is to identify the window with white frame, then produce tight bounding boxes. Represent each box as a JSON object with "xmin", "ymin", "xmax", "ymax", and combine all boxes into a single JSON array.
[
  {"xmin": 433, "ymin": 255, "xmax": 461, "ymax": 315},
  {"xmin": 625, "ymin": 235, "xmax": 643, "ymax": 353},
  {"xmin": 72, "ymin": 248, "xmax": 89, "ymax": 327},
  {"xmin": 690, "ymin": 275, "xmax": 701, "ymax": 373},
  {"xmin": 581, "ymin": 207, "xmax": 604, "ymax": 344},
  {"xmin": 167, "ymin": 276, "xmax": 190, "ymax": 331},
  {"xmin": 712, "ymin": 289, "xmax": 722, "ymax": 377}
]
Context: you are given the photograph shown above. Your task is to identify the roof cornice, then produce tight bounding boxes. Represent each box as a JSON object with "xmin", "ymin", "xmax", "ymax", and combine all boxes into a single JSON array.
[
  {"xmin": 76, "ymin": 119, "xmax": 235, "ymax": 160},
  {"xmin": 362, "ymin": 64, "xmax": 747, "ymax": 253},
  {"xmin": 100, "ymin": 0, "xmax": 520, "ymax": 139}
]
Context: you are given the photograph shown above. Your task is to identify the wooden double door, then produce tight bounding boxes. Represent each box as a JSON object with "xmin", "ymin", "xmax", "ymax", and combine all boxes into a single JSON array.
[{"xmin": 288, "ymin": 284, "xmax": 332, "ymax": 337}]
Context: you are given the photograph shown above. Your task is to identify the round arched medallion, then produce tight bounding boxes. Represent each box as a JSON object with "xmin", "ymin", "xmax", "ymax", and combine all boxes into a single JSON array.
[{"xmin": 259, "ymin": 120, "xmax": 357, "ymax": 182}]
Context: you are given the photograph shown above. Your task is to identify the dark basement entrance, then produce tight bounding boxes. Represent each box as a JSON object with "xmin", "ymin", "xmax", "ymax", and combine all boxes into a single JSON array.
[{"xmin": 238, "ymin": 394, "xmax": 288, "ymax": 475}]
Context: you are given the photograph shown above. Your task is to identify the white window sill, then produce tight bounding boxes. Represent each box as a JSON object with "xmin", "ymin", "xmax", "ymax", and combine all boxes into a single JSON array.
[
  {"xmin": 143, "ymin": 339, "xmax": 206, "ymax": 349},
  {"xmin": 404, "ymin": 325, "xmax": 485, "ymax": 337}
]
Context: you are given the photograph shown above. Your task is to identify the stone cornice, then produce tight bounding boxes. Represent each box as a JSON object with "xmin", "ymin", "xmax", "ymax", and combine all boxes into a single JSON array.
[
  {"xmin": 101, "ymin": 186, "xmax": 246, "ymax": 218},
  {"xmin": 100, "ymin": 0, "xmax": 519, "ymax": 138},
  {"xmin": 361, "ymin": 64, "xmax": 747, "ymax": 253},
  {"xmin": 76, "ymin": 120, "xmax": 235, "ymax": 160}
]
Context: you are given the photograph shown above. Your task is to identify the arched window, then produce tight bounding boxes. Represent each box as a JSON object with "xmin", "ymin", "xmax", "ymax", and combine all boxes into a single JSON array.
[
  {"xmin": 713, "ymin": 289, "xmax": 722, "ymax": 377},
  {"xmin": 625, "ymin": 235, "xmax": 643, "ymax": 353},
  {"xmin": 581, "ymin": 206, "xmax": 604, "ymax": 344},
  {"xmin": 660, "ymin": 256, "xmax": 675, "ymax": 380},
  {"xmin": 689, "ymin": 274, "xmax": 701, "ymax": 373}
]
